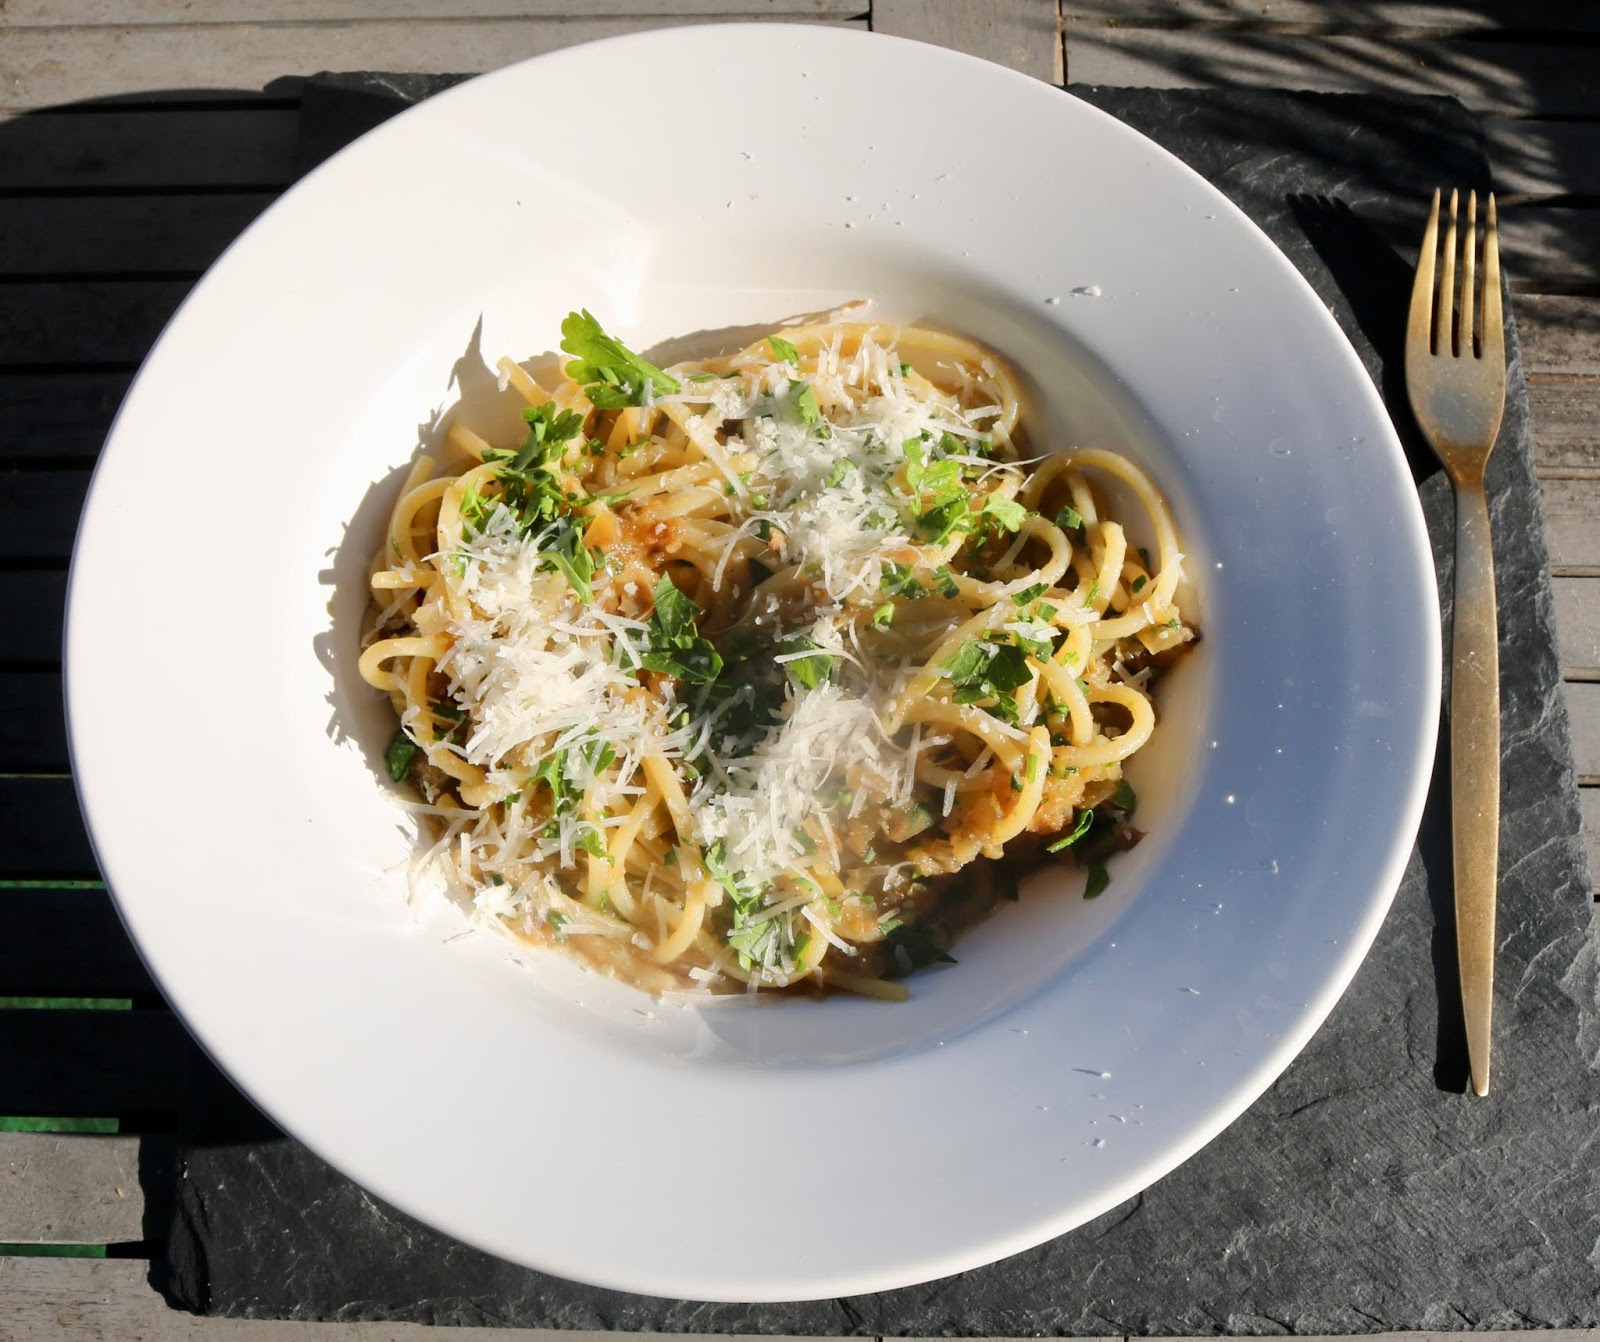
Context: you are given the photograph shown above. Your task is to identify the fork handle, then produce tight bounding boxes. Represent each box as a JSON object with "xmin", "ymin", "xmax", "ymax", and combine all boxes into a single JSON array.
[{"xmin": 1450, "ymin": 478, "xmax": 1500, "ymax": 1097}]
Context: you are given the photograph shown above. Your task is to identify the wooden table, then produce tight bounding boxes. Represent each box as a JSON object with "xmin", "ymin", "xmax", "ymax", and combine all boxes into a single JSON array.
[{"xmin": 3, "ymin": 2, "xmax": 1596, "ymax": 1337}]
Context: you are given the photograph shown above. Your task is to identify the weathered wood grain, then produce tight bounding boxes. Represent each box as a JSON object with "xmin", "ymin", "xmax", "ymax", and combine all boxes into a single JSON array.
[
  {"xmin": 0, "ymin": 194, "xmax": 273, "ymax": 276},
  {"xmin": 0, "ymin": 673, "xmax": 67, "ymax": 772},
  {"xmin": 1528, "ymin": 381, "xmax": 1600, "ymax": 471},
  {"xmin": 0, "ymin": 284, "xmax": 188, "ymax": 367},
  {"xmin": 0, "ymin": 1006, "xmax": 184, "ymax": 1114},
  {"xmin": 1500, "ymin": 206, "xmax": 1600, "ymax": 292},
  {"xmin": 0, "ymin": 569, "xmax": 66, "ymax": 662},
  {"xmin": 0, "ymin": 470, "xmax": 89, "ymax": 559},
  {"xmin": 0, "ymin": 15, "xmax": 864, "ymax": 110},
  {"xmin": 0, "ymin": 372, "xmax": 131, "ymax": 465},
  {"xmin": 1553, "ymin": 578, "xmax": 1600, "ymax": 674},
  {"xmin": 1486, "ymin": 118, "xmax": 1600, "ymax": 200},
  {"xmin": 0, "ymin": 777, "xmax": 97, "ymax": 878},
  {"xmin": 1517, "ymin": 296, "xmax": 1600, "ymax": 378},
  {"xmin": 0, "ymin": 889, "xmax": 151, "ymax": 996},
  {"xmin": 1571, "ymin": 679, "xmax": 1600, "ymax": 781},
  {"xmin": 1065, "ymin": 30, "xmax": 1600, "ymax": 118},
  {"xmin": 1062, "ymin": 2, "xmax": 1600, "ymax": 29},
  {"xmin": 2, "ymin": 1256, "xmax": 849, "ymax": 1340},
  {"xmin": 0, "ymin": 1132, "xmax": 146, "ymax": 1244},
  {"xmin": 0, "ymin": 107, "xmax": 299, "ymax": 189},
  {"xmin": 1, "ymin": 0, "xmax": 861, "ymax": 22},
  {"xmin": 873, "ymin": 0, "xmax": 1062, "ymax": 81},
  {"xmin": 1536, "ymin": 477, "xmax": 1600, "ymax": 571}
]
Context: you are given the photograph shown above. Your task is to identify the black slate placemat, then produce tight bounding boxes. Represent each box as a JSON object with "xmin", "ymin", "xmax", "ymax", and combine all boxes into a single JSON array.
[{"xmin": 155, "ymin": 81, "xmax": 1599, "ymax": 1332}]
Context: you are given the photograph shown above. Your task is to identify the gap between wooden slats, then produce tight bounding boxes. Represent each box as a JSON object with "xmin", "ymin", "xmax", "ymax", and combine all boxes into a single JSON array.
[
  {"xmin": 0, "ymin": 0, "xmax": 863, "ymax": 23},
  {"xmin": 1065, "ymin": 31, "xmax": 1600, "ymax": 118},
  {"xmin": 0, "ymin": 15, "xmax": 865, "ymax": 110},
  {"xmin": 1062, "ymin": 2, "xmax": 1600, "ymax": 31},
  {"xmin": 0, "ymin": 1008, "xmax": 185, "ymax": 1114}
]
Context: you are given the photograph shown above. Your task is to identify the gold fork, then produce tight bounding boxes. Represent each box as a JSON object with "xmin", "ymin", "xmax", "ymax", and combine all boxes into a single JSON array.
[{"xmin": 1405, "ymin": 188, "xmax": 1507, "ymax": 1097}]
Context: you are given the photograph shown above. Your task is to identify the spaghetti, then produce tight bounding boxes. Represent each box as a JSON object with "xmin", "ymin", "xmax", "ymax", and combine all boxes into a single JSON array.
[{"xmin": 359, "ymin": 312, "xmax": 1194, "ymax": 999}]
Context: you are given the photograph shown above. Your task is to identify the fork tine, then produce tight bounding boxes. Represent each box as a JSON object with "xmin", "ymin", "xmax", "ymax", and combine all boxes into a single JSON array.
[
  {"xmin": 1460, "ymin": 191, "xmax": 1477, "ymax": 358},
  {"xmin": 1408, "ymin": 188, "xmax": 1441, "ymax": 355},
  {"xmin": 1438, "ymin": 188, "xmax": 1459, "ymax": 356},
  {"xmin": 1482, "ymin": 193, "xmax": 1504, "ymax": 362}
]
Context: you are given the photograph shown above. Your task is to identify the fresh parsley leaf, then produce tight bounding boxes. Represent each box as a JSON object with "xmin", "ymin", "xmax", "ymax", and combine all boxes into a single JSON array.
[
  {"xmin": 1046, "ymin": 809, "xmax": 1095, "ymax": 853},
  {"xmin": 532, "ymin": 750, "xmax": 575, "ymax": 813},
  {"xmin": 504, "ymin": 401, "xmax": 585, "ymax": 472},
  {"xmin": 787, "ymin": 381, "xmax": 822, "ymax": 427},
  {"xmin": 632, "ymin": 575, "xmax": 723, "ymax": 684},
  {"xmin": 385, "ymin": 728, "xmax": 418, "ymax": 783},
  {"xmin": 1131, "ymin": 574, "xmax": 1147, "ymax": 593},
  {"xmin": 1084, "ymin": 862, "xmax": 1111, "ymax": 900},
  {"xmin": 870, "ymin": 602, "xmax": 895, "ymax": 630},
  {"xmin": 559, "ymin": 309, "xmax": 680, "ymax": 407},
  {"xmin": 932, "ymin": 565, "xmax": 960, "ymax": 598},
  {"xmin": 825, "ymin": 459, "xmax": 855, "ymax": 488},
  {"xmin": 915, "ymin": 496, "xmax": 971, "ymax": 544},
  {"xmin": 779, "ymin": 634, "xmax": 835, "ymax": 690},
  {"xmin": 767, "ymin": 334, "xmax": 801, "ymax": 364},
  {"xmin": 537, "ymin": 515, "xmax": 596, "ymax": 602},
  {"xmin": 880, "ymin": 562, "xmax": 926, "ymax": 599},
  {"xmin": 573, "ymin": 825, "xmax": 612, "ymax": 862},
  {"xmin": 1011, "ymin": 582, "xmax": 1047, "ymax": 606},
  {"xmin": 1055, "ymin": 504, "xmax": 1084, "ymax": 531},
  {"xmin": 979, "ymin": 494, "xmax": 1028, "ymax": 533},
  {"xmin": 1110, "ymin": 779, "xmax": 1138, "ymax": 815},
  {"xmin": 883, "ymin": 921, "xmax": 957, "ymax": 978},
  {"xmin": 898, "ymin": 361, "xmax": 913, "ymax": 376},
  {"xmin": 942, "ymin": 639, "xmax": 1033, "ymax": 721}
]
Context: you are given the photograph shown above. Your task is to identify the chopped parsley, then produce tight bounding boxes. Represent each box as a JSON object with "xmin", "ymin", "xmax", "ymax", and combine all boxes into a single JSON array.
[
  {"xmin": 767, "ymin": 334, "xmax": 801, "ymax": 364},
  {"xmin": 1084, "ymin": 862, "xmax": 1111, "ymax": 900},
  {"xmin": 559, "ymin": 309, "xmax": 679, "ymax": 408},
  {"xmin": 880, "ymin": 562, "xmax": 926, "ymax": 599},
  {"xmin": 628, "ymin": 575, "xmax": 723, "ymax": 684},
  {"xmin": 384, "ymin": 728, "xmax": 418, "ymax": 783},
  {"xmin": 932, "ymin": 565, "xmax": 960, "ymax": 598},
  {"xmin": 1046, "ymin": 808, "xmax": 1095, "ymax": 853},
  {"xmin": 778, "ymin": 633, "xmax": 834, "ymax": 690},
  {"xmin": 942, "ymin": 639, "xmax": 1034, "ymax": 721},
  {"xmin": 787, "ymin": 381, "xmax": 822, "ymax": 428},
  {"xmin": 1055, "ymin": 504, "xmax": 1084, "ymax": 531},
  {"xmin": 870, "ymin": 602, "xmax": 895, "ymax": 630}
]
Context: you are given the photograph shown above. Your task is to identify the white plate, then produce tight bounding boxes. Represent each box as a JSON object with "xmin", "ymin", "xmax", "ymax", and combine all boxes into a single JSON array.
[{"xmin": 67, "ymin": 25, "xmax": 1439, "ymax": 1302}]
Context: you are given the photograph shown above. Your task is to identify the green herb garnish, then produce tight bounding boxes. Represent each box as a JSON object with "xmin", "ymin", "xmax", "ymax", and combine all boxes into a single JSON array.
[{"xmin": 560, "ymin": 309, "xmax": 680, "ymax": 407}]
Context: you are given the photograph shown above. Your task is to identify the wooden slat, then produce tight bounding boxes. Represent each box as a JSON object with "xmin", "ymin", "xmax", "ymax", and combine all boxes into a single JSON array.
[
  {"xmin": 1517, "ymin": 295, "xmax": 1600, "ymax": 378},
  {"xmin": 0, "ymin": 373, "xmax": 131, "ymax": 466},
  {"xmin": 1538, "ymin": 477, "xmax": 1600, "ymax": 571},
  {"xmin": 1, "ymin": 0, "xmax": 861, "ymax": 22},
  {"xmin": 1571, "ymin": 680, "xmax": 1600, "ymax": 780},
  {"xmin": 1486, "ymin": 118, "xmax": 1600, "ymax": 200},
  {"xmin": 0, "ymin": 674, "xmax": 68, "ymax": 773},
  {"xmin": 0, "ymin": 471, "xmax": 89, "ymax": 559},
  {"xmin": 0, "ymin": 890, "xmax": 151, "ymax": 998},
  {"xmin": 0, "ymin": 1007, "xmax": 184, "ymax": 1114},
  {"xmin": 0, "ymin": 570, "xmax": 66, "ymax": 662},
  {"xmin": 0, "ymin": 284, "xmax": 189, "ymax": 367},
  {"xmin": 0, "ymin": 1132, "xmax": 146, "ymax": 1244},
  {"xmin": 3, "ymin": 1256, "xmax": 842, "ymax": 1341},
  {"xmin": 0, "ymin": 194, "xmax": 273, "ymax": 276},
  {"xmin": 0, "ymin": 777, "xmax": 97, "ymax": 879},
  {"xmin": 1499, "ymin": 206, "xmax": 1600, "ymax": 292},
  {"xmin": 1065, "ymin": 31, "xmax": 1600, "ymax": 118},
  {"xmin": 1062, "ymin": 2, "xmax": 1600, "ymax": 29},
  {"xmin": 0, "ymin": 15, "xmax": 864, "ymax": 110},
  {"xmin": 1553, "ymin": 577, "xmax": 1600, "ymax": 674},
  {"xmin": 1529, "ymin": 382, "xmax": 1600, "ymax": 471},
  {"xmin": 873, "ymin": 0, "xmax": 1062, "ymax": 82},
  {"xmin": 0, "ymin": 107, "xmax": 299, "ymax": 190}
]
